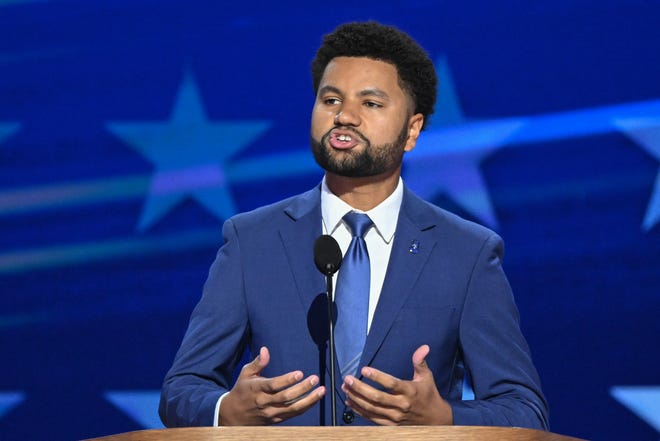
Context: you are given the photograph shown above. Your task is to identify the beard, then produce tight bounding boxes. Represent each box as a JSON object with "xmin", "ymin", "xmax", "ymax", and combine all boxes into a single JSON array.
[{"xmin": 310, "ymin": 122, "xmax": 410, "ymax": 178}]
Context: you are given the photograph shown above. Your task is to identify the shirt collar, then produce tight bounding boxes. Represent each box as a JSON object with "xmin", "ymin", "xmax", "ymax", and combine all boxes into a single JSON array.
[{"xmin": 321, "ymin": 176, "xmax": 403, "ymax": 244}]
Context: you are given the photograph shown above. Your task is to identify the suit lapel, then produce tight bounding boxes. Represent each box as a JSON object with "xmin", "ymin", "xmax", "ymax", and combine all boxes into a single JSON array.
[
  {"xmin": 360, "ymin": 188, "xmax": 438, "ymax": 371},
  {"xmin": 278, "ymin": 186, "xmax": 327, "ymax": 319},
  {"xmin": 278, "ymin": 186, "xmax": 341, "ymax": 413}
]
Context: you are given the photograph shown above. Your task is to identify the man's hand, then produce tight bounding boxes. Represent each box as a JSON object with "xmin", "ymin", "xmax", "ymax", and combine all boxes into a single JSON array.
[
  {"xmin": 341, "ymin": 344, "xmax": 453, "ymax": 425},
  {"xmin": 219, "ymin": 346, "xmax": 325, "ymax": 425}
]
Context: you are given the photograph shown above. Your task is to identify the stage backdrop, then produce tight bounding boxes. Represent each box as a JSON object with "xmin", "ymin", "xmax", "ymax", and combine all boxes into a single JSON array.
[{"xmin": 1, "ymin": 1, "xmax": 659, "ymax": 440}]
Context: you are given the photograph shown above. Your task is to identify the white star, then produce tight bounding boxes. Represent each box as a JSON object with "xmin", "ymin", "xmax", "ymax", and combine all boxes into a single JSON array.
[
  {"xmin": 614, "ymin": 117, "xmax": 660, "ymax": 231},
  {"xmin": 403, "ymin": 56, "xmax": 525, "ymax": 228},
  {"xmin": 611, "ymin": 385, "xmax": 660, "ymax": 435},
  {"xmin": 405, "ymin": 119, "xmax": 525, "ymax": 228},
  {"xmin": 0, "ymin": 123, "xmax": 20, "ymax": 145},
  {"xmin": 0, "ymin": 0, "xmax": 44, "ymax": 7},
  {"xmin": 107, "ymin": 72, "xmax": 271, "ymax": 231},
  {"xmin": 433, "ymin": 56, "xmax": 465, "ymax": 127},
  {"xmin": 105, "ymin": 390, "xmax": 163, "ymax": 429},
  {"xmin": 0, "ymin": 391, "xmax": 25, "ymax": 420}
]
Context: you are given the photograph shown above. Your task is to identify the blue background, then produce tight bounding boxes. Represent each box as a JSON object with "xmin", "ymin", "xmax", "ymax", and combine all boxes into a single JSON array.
[{"xmin": 1, "ymin": 1, "xmax": 659, "ymax": 440}]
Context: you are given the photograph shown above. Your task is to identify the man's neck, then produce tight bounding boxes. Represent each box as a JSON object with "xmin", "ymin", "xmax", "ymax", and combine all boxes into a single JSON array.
[{"xmin": 325, "ymin": 168, "xmax": 401, "ymax": 212}]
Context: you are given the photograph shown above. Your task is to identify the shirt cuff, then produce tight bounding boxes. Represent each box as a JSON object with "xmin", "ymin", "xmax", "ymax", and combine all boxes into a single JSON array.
[{"xmin": 213, "ymin": 391, "xmax": 231, "ymax": 426}]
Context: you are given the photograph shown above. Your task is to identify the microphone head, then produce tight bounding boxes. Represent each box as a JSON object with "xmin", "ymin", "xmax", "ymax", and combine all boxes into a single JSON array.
[{"xmin": 314, "ymin": 235, "xmax": 343, "ymax": 276}]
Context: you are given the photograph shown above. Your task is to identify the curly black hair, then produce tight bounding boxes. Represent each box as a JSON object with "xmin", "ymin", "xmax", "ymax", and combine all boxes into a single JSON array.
[{"xmin": 311, "ymin": 21, "xmax": 437, "ymax": 130}]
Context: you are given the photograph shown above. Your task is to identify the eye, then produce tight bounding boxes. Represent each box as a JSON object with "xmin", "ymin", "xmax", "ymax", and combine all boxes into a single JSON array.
[
  {"xmin": 323, "ymin": 97, "xmax": 341, "ymax": 105},
  {"xmin": 364, "ymin": 101, "xmax": 383, "ymax": 108}
]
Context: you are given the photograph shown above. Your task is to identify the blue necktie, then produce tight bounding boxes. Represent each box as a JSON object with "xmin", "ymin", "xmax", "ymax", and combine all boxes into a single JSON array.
[{"xmin": 335, "ymin": 212, "xmax": 373, "ymax": 378}]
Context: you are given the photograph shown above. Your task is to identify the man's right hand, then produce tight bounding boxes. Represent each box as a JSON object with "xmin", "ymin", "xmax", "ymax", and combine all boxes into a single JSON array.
[{"xmin": 219, "ymin": 346, "xmax": 326, "ymax": 425}]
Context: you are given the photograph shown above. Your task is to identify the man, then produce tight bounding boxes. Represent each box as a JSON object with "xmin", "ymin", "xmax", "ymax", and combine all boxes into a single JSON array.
[{"xmin": 159, "ymin": 21, "xmax": 549, "ymax": 429}]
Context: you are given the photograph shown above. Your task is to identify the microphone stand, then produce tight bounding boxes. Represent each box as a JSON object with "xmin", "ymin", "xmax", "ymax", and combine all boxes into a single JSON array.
[
  {"xmin": 324, "ymin": 269, "xmax": 337, "ymax": 426},
  {"xmin": 314, "ymin": 235, "xmax": 342, "ymax": 427}
]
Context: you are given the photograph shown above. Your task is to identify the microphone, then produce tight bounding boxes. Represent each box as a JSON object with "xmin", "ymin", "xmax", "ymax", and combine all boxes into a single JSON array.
[
  {"xmin": 314, "ymin": 235, "xmax": 342, "ymax": 276},
  {"xmin": 313, "ymin": 235, "xmax": 342, "ymax": 426}
]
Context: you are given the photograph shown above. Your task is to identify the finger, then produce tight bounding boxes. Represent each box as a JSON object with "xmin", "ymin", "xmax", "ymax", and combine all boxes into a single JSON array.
[
  {"xmin": 343, "ymin": 375, "xmax": 402, "ymax": 408},
  {"xmin": 348, "ymin": 401, "xmax": 397, "ymax": 426},
  {"xmin": 345, "ymin": 395, "xmax": 399, "ymax": 425},
  {"xmin": 257, "ymin": 369, "xmax": 304, "ymax": 394},
  {"xmin": 253, "ymin": 373, "xmax": 313, "ymax": 411},
  {"xmin": 265, "ymin": 374, "xmax": 320, "ymax": 403},
  {"xmin": 283, "ymin": 385, "xmax": 326, "ymax": 412},
  {"xmin": 239, "ymin": 346, "xmax": 270, "ymax": 378},
  {"xmin": 264, "ymin": 386, "xmax": 326, "ymax": 423},
  {"xmin": 411, "ymin": 344, "xmax": 431, "ymax": 381},
  {"xmin": 360, "ymin": 366, "xmax": 406, "ymax": 393}
]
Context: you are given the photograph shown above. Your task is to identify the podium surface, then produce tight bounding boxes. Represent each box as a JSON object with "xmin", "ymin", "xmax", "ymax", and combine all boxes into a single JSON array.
[{"xmin": 86, "ymin": 426, "xmax": 586, "ymax": 441}]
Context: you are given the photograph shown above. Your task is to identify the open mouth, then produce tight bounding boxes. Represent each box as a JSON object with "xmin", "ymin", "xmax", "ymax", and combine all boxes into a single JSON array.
[{"xmin": 328, "ymin": 129, "xmax": 363, "ymax": 150}]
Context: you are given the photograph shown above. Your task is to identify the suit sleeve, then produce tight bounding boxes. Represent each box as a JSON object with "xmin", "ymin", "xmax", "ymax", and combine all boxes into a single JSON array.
[
  {"xmin": 449, "ymin": 233, "xmax": 550, "ymax": 429},
  {"xmin": 159, "ymin": 218, "xmax": 249, "ymax": 427}
]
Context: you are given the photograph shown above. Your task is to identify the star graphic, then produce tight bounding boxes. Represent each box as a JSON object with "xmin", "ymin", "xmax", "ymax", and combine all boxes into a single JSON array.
[
  {"xmin": 107, "ymin": 72, "xmax": 271, "ymax": 231},
  {"xmin": 0, "ymin": 123, "xmax": 20, "ymax": 145},
  {"xmin": 0, "ymin": 0, "xmax": 43, "ymax": 6},
  {"xmin": 403, "ymin": 57, "xmax": 525, "ymax": 228},
  {"xmin": 105, "ymin": 390, "xmax": 163, "ymax": 429},
  {"xmin": 0, "ymin": 391, "xmax": 25, "ymax": 420},
  {"xmin": 614, "ymin": 117, "xmax": 660, "ymax": 231},
  {"xmin": 611, "ymin": 386, "xmax": 660, "ymax": 435}
]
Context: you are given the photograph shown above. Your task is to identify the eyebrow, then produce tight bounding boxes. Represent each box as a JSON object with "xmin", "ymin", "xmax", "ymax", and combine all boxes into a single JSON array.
[
  {"xmin": 318, "ymin": 85, "xmax": 391, "ymax": 101},
  {"xmin": 359, "ymin": 88, "xmax": 390, "ymax": 100},
  {"xmin": 318, "ymin": 85, "xmax": 342, "ymax": 96}
]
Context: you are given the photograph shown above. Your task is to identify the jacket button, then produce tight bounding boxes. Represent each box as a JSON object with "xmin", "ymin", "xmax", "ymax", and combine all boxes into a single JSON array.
[{"xmin": 342, "ymin": 409, "xmax": 355, "ymax": 424}]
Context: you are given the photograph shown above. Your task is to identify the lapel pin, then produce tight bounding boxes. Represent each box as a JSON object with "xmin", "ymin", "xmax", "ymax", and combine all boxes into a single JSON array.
[{"xmin": 409, "ymin": 239, "xmax": 420, "ymax": 254}]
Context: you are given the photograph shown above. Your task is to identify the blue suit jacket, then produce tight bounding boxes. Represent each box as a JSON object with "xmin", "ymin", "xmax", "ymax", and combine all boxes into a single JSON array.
[{"xmin": 159, "ymin": 184, "xmax": 549, "ymax": 429}]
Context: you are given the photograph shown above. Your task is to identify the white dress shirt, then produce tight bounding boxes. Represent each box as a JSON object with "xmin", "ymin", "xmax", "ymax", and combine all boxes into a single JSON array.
[{"xmin": 320, "ymin": 176, "xmax": 403, "ymax": 330}]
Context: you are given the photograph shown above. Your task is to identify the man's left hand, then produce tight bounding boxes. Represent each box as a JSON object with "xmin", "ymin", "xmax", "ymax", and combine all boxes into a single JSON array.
[{"xmin": 341, "ymin": 344, "xmax": 453, "ymax": 425}]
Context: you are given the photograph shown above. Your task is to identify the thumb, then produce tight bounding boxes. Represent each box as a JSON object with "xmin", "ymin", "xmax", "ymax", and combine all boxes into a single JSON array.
[
  {"xmin": 412, "ymin": 344, "xmax": 431, "ymax": 381},
  {"xmin": 240, "ymin": 346, "xmax": 270, "ymax": 378}
]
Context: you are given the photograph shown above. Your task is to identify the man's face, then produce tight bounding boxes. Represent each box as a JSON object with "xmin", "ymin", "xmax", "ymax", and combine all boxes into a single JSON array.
[{"xmin": 310, "ymin": 56, "xmax": 423, "ymax": 178}]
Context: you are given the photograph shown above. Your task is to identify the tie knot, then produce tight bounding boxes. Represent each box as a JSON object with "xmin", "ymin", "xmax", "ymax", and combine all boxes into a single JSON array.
[{"xmin": 343, "ymin": 212, "xmax": 373, "ymax": 238}]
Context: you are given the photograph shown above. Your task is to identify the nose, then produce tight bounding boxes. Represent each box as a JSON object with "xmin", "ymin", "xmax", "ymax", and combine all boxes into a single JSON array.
[{"xmin": 334, "ymin": 105, "xmax": 360, "ymax": 126}]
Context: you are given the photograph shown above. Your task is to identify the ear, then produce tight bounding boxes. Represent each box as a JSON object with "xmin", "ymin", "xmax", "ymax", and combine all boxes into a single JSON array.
[{"xmin": 404, "ymin": 113, "xmax": 424, "ymax": 153}]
